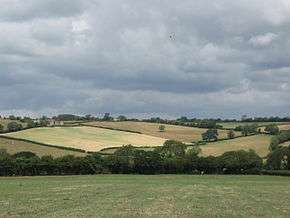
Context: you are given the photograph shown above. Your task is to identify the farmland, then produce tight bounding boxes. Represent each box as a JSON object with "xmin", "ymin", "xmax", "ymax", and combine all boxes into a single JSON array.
[
  {"xmin": 217, "ymin": 121, "xmax": 290, "ymax": 129},
  {"xmin": 200, "ymin": 135, "xmax": 271, "ymax": 157},
  {"xmin": 4, "ymin": 126, "xmax": 166, "ymax": 152},
  {"xmin": 0, "ymin": 175, "xmax": 290, "ymax": 217},
  {"xmin": 84, "ymin": 121, "xmax": 239, "ymax": 142},
  {"xmin": 0, "ymin": 137, "xmax": 86, "ymax": 157}
]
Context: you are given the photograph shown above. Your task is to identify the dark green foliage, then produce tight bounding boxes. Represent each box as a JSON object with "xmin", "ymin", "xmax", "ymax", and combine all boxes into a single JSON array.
[
  {"xmin": 159, "ymin": 125, "xmax": 165, "ymax": 132},
  {"xmin": 269, "ymin": 130, "xmax": 290, "ymax": 151},
  {"xmin": 0, "ymin": 124, "xmax": 3, "ymax": 132},
  {"xmin": 266, "ymin": 146, "xmax": 290, "ymax": 170},
  {"xmin": 264, "ymin": 124, "xmax": 280, "ymax": 135},
  {"xmin": 7, "ymin": 122, "xmax": 23, "ymax": 132},
  {"xmin": 202, "ymin": 129, "xmax": 218, "ymax": 142},
  {"xmin": 236, "ymin": 124, "xmax": 258, "ymax": 136},
  {"xmin": 227, "ymin": 130, "xmax": 235, "ymax": 139}
]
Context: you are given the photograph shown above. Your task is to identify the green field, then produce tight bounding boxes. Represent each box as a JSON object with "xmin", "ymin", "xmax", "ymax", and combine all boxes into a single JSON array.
[
  {"xmin": 4, "ymin": 126, "xmax": 166, "ymax": 152},
  {"xmin": 0, "ymin": 175, "xmax": 289, "ymax": 217},
  {"xmin": 217, "ymin": 122, "xmax": 290, "ymax": 129},
  {"xmin": 0, "ymin": 137, "xmax": 86, "ymax": 157},
  {"xmin": 200, "ymin": 135, "xmax": 271, "ymax": 157}
]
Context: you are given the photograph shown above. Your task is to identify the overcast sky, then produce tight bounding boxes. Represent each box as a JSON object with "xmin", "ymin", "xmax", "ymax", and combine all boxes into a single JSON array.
[{"xmin": 0, "ymin": 0, "xmax": 290, "ymax": 119}]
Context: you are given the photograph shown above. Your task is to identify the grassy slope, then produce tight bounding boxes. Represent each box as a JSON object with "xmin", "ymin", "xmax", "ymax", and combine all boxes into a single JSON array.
[
  {"xmin": 0, "ymin": 175, "xmax": 290, "ymax": 217},
  {"xmin": 5, "ymin": 126, "xmax": 166, "ymax": 152},
  {"xmin": 0, "ymin": 137, "xmax": 86, "ymax": 157},
  {"xmin": 84, "ymin": 121, "xmax": 239, "ymax": 143},
  {"xmin": 218, "ymin": 121, "xmax": 290, "ymax": 129},
  {"xmin": 200, "ymin": 135, "xmax": 271, "ymax": 157}
]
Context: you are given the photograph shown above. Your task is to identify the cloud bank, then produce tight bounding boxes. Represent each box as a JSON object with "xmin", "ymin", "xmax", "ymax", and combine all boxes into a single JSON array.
[{"xmin": 0, "ymin": 0, "xmax": 290, "ymax": 118}]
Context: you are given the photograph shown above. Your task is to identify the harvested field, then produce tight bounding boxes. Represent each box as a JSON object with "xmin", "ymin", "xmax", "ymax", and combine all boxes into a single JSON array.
[
  {"xmin": 84, "ymin": 121, "xmax": 238, "ymax": 143},
  {"xmin": 200, "ymin": 135, "xmax": 271, "ymax": 157},
  {"xmin": 5, "ymin": 126, "xmax": 166, "ymax": 152}
]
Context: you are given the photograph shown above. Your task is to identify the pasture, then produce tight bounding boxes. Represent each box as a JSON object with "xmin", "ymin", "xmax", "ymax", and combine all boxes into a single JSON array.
[
  {"xmin": 0, "ymin": 175, "xmax": 290, "ymax": 217},
  {"xmin": 217, "ymin": 121, "xmax": 290, "ymax": 129},
  {"xmin": 4, "ymin": 126, "xmax": 166, "ymax": 152},
  {"xmin": 0, "ymin": 137, "xmax": 86, "ymax": 157},
  {"xmin": 200, "ymin": 135, "xmax": 271, "ymax": 157},
  {"xmin": 84, "ymin": 121, "xmax": 237, "ymax": 142}
]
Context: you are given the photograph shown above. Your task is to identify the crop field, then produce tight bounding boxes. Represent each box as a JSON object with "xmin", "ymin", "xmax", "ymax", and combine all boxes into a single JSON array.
[
  {"xmin": 200, "ymin": 135, "xmax": 271, "ymax": 157},
  {"xmin": 0, "ymin": 175, "xmax": 290, "ymax": 217},
  {"xmin": 84, "ymin": 121, "xmax": 238, "ymax": 143},
  {"xmin": 4, "ymin": 126, "xmax": 166, "ymax": 152},
  {"xmin": 217, "ymin": 121, "xmax": 290, "ymax": 129},
  {"xmin": 0, "ymin": 137, "xmax": 86, "ymax": 157},
  {"xmin": 278, "ymin": 124, "xmax": 290, "ymax": 131}
]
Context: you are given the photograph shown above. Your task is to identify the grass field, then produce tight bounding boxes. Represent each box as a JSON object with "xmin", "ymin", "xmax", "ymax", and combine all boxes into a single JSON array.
[
  {"xmin": 200, "ymin": 135, "xmax": 271, "ymax": 157},
  {"xmin": 0, "ymin": 118, "xmax": 27, "ymax": 131},
  {"xmin": 0, "ymin": 137, "xmax": 86, "ymax": 157},
  {"xmin": 279, "ymin": 124, "xmax": 290, "ymax": 131},
  {"xmin": 0, "ymin": 175, "xmax": 289, "ymax": 217},
  {"xmin": 84, "ymin": 121, "xmax": 238, "ymax": 143},
  {"xmin": 4, "ymin": 126, "xmax": 166, "ymax": 152},
  {"xmin": 217, "ymin": 121, "xmax": 290, "ymax": 129}
]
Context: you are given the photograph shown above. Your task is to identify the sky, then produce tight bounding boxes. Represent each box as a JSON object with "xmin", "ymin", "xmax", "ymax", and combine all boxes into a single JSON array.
[{"xmin": 0, "ymin": 0, "xmax": 290, "ymax": 119}]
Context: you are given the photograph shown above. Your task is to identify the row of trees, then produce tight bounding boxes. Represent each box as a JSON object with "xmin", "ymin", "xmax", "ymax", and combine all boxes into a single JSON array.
[{"xmin": 0, "ymin": 140, "xmax": 265, "ymax": 176}]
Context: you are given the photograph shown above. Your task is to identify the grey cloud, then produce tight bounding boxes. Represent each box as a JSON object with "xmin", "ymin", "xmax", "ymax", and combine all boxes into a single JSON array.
[{"xmin": 0, "ymin": 0, "xmax": 290, "ymax": 118}]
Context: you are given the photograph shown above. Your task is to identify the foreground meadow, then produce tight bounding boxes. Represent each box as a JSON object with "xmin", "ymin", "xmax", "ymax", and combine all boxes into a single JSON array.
[
  {"xmin": 0, "ymin": 175, "xmax": 289, "ymax": 217},
  {"xmin": 4, "ymin": 126, "xmax": 166, "ymax": 152},
  {"xmin": 84, "ymin": 121, "xmax": 238, "ymax": 142}
]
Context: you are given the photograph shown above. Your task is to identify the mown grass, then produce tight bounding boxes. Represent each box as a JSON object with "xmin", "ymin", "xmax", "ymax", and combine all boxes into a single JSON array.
[
  {"xmin": 0, "ymin": 137, "xmax": 86, "ymax": 157},
  {"xmin": 84, "ymin": 121, "xmax": 238, "ymax": 143},
  {"xmin": 0, "ymin": 175, "xmax": 289, "ymax": 217},
  {"xmin": 200, "ymin": 135, "xmax": 271, "ymax": 157},
  {"xmin": 5, "ymin": 126, "xmax": 166, "ymax": 152}
]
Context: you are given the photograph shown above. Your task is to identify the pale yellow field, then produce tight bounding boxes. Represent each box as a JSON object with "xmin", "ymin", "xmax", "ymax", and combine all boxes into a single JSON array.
[
  {"xmin": 278, "ymin": 124, "xmax": 290, "ymax": 131},
  {"xmin": 5, "ymin": 127, "xmax": 166, "ymax": 152},
  {"xmin": 200, "ymin": 135, "xmax": 271, "ymax": 157},
  {"xmin": 84, "ymin": 121, "xmax": 239, "ymax": 143}
]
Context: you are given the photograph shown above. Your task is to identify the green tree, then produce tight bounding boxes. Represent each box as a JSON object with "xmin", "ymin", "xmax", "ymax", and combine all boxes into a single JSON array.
[
  {"xmin": 227, "ymin": 130, "xmax": 235, "ymax": 139},
  {"xmin": 202, "ymin": 129, "xmax": 218, "ymax": 142},
  {"xmin": 0, "ymin": 124, "xmax": 4, "ymax": 132},
  {"xmin": 7, "ymin": 122, "xmax": 23, "ymax": 132},
  {"xmin": 159, "ymin": 125, "xmax": 165, "ymax": 132},
  {"xmin": 264, "ymin": 124, "xmax": 279, "ymax": 135}
]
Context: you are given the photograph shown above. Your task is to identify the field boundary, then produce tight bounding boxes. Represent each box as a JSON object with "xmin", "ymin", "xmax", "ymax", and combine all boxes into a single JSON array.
[
  {"xmin": 80, "ymin": 123, "xmax": 143, "ymax": 134},
  {"xmin": 0, "ymin": 135, "xmax": 87, "ymax": 153}
]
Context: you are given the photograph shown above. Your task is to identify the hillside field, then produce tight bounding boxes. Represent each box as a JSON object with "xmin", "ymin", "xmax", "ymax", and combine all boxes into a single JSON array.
[
  {"xmin": 4, "ymin": 126, "xmax": 166, "ymax": 152},
  {"xmin": 217, "ymin": 121, "xmax": 290, "ymax": 129},
  {"xmin": 0, "ymin": 175, "xmax": 290, "ymax": 217},
  {"xmin": 84, "ymin": 121, "xmax": 239, "ymax": 142},
  {"xmin": 0, "ymin": 137, "xmax": 86, "ymax": 157},
  {"xmin": 200, "ymin": 135, "xmax": 271, "ymax": 157}
]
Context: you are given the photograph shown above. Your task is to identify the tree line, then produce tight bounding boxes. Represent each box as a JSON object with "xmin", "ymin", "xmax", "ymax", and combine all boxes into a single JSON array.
[{"xmin": 1, "ymin": 139, "xmax": 287, "ymax": 177}]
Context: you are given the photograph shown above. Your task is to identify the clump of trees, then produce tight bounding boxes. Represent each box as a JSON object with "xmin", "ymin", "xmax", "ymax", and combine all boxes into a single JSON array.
[
  {"xmin": 264, "ymin": 124, "xmax": 279, "ymax": 135},
  {"xmin": 227, "ymin": 130, "xmax": 235, "ymax": 139},
  {"xmin": 266, "ymin": 146, "xmax": 290, "ymax": 170},
  {"xmin": 7, "ymin": 122, "xmax": 23, "ymax": 132},
  {"xmin": 269, "ymin": 131, "xmax": 290, "ymax": 151},
  {"xmin": 0, "ymin": 140, "xmax": 264, "ymax": 176},
  {"xmin": 159, "ymin": 125, "xmax": 165, "ymax": 132},
  {"xmin": 235, "ymin": 124, "xmax": 258, "ymax": 136},
  {"xmin": 202, "ymin": 129, "xmax": 218, "ymax": 142}
]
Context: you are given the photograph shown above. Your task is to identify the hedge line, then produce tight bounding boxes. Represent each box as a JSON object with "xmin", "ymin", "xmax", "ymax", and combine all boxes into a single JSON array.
[{"xmin": 81, "ymin": 124, "xmax": 142, "ymax": 134}]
